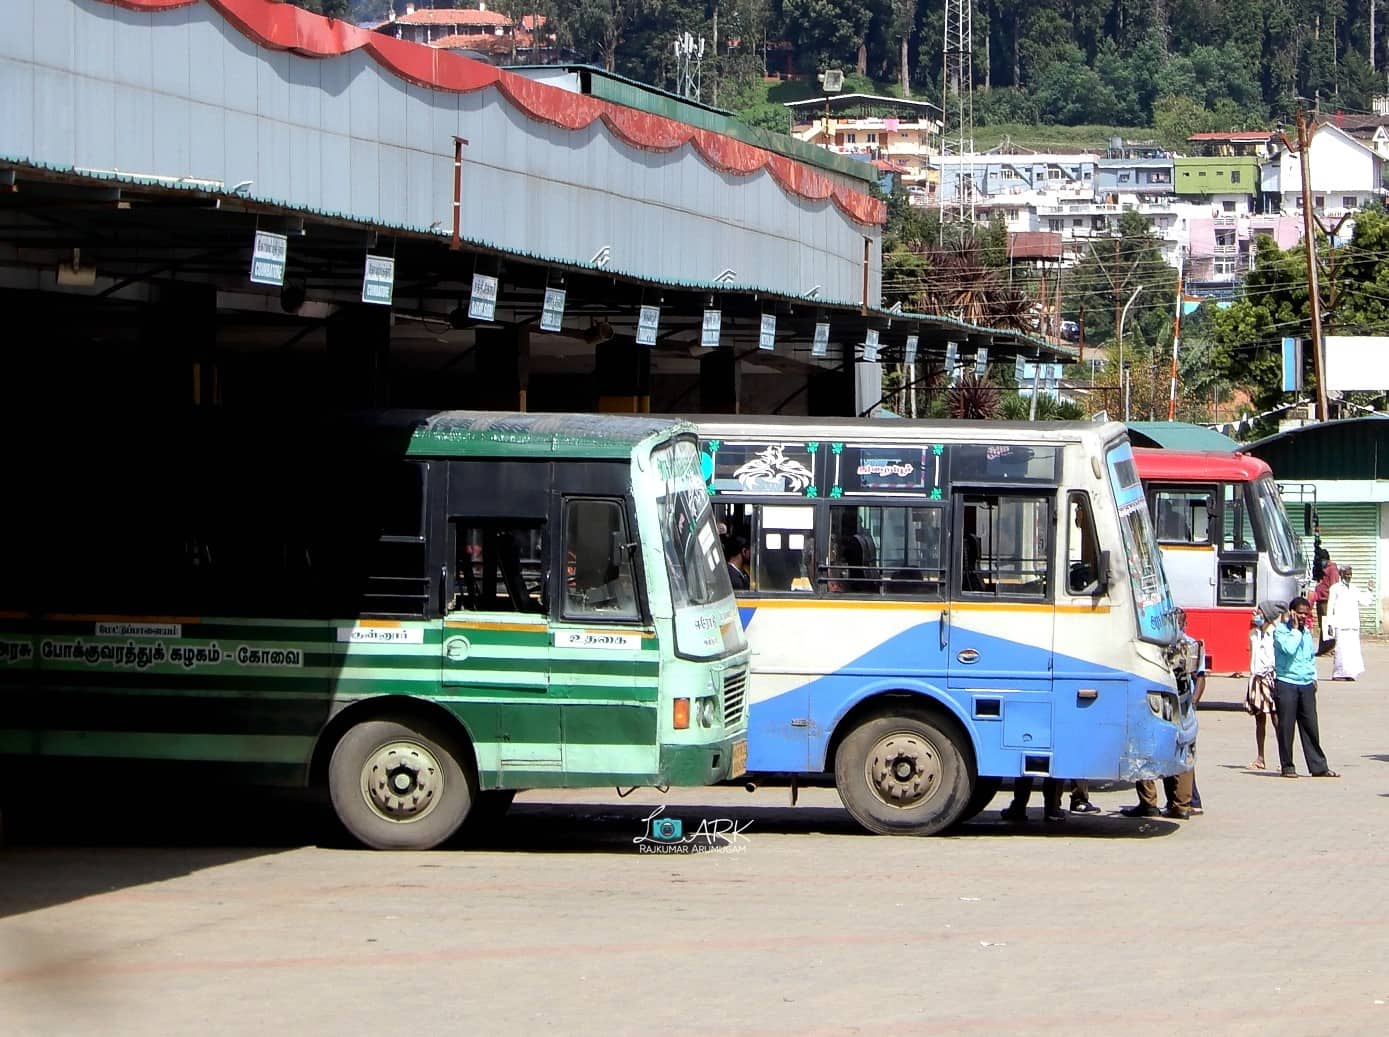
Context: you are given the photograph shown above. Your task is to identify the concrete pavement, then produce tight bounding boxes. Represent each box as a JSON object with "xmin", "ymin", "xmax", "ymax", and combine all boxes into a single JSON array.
[{"xmin": 2, "ymin": 644, "xmax": 1388, "ymax": 1036}]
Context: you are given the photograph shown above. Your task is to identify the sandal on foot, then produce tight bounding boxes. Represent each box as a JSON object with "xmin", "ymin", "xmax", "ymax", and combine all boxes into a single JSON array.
[
  {"xmin": 1310, "ymin": 770, "xmax": 1341, "ymax": 778},
  {"xmin": 1249, "ymin": 761, "xmax": 1265, "ymax": 770},
  {"xmin": 1281, "ymin": 767, "xmax": 1298, "ymax": 778}
]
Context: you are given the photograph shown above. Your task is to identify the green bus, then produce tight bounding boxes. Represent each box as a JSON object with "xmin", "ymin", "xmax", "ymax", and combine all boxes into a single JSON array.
[{"xmin": 0, "ymin": 411, "xmax": 749, "ymax": 849}]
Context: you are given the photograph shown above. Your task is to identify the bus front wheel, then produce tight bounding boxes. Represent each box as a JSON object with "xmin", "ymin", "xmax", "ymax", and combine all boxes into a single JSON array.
[
  {"xmin": 329, "ymin": 717, "xmax": 475, "ymax": 850},
  {"xmin": 834, "ymin": 712, "xmax": 969, "ymax": 836}
]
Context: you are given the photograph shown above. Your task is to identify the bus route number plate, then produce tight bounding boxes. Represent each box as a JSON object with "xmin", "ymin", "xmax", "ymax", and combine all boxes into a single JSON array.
[{"xmin": 730, "ymin": 739, "xmax": 748, "ymax": 779}]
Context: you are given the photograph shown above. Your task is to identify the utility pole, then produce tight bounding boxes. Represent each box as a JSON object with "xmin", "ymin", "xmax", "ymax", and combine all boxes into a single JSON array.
[
  {"xmin": 1295, "ymin": 109, "xmax": 1331, "ymax": 421},
  {"xmin": 1167, "ymin": 249, "xmax": 1184, "ymax": 420}
]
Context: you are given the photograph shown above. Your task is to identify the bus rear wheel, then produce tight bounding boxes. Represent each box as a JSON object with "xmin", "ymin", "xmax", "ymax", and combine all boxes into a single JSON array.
[
  {"xmin": 329, "ymin": 717, "xmax": 474, "ymax": 850},
  {"xmin": 834, "ymin": 712, "xmax": 969, "ymax": 836}
]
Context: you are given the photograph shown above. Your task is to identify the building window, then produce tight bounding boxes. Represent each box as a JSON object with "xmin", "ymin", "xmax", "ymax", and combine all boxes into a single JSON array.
[
  {"xmin": 867, "ymin": 133, "xmax": 878, "ymax": 144},
  {"xmin": 1072, "ymin": 218, "xmax": 1084, "ymax": 227},
  {"xmin": 1223, "ymin": 200, "xmax": 1236, "ymax": 212},
  {"xmin": 1344, "ymin": 196, "xmax": 1358, "ymax": 209},
  {"xmin": 845, "ymin": 133, "xmax": 856, "ymax": 144},
  {"xmin": 1048, "ymin": 219, "xmax": 1063, "ymax": 232},
  {"xmin": 1231, "ymin": 170, "xmax": 1241, "ymax": 183},
  {"xmin": 1001, "ymin": 167, "xmax": 1017, "ymax": 179},
  {"xmin": 1048, "ymin": 168, "xmax": 1062, "ymax": 180},
  {"xmin": 1118, "ymin": 172, "xmax": 1132, "ymax": 183},
  {"xmin": 1315, "ymin": 195, "xmax": 1325, "ymax": 208}
]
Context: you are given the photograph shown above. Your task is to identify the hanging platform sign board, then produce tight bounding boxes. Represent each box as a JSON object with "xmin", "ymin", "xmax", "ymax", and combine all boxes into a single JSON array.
[
  {"xmin": 469, "ymin": 273, "xmax": 499, "ymax": 321},
  {"xmin": 636, "ymin": 305, "xmax": 660, "ymax": 346},
  {"xmin": 702, "ymin": 309, "xmax": 722, "ymax": 348},
  {"xmin": 975, "ymin": 346, "xmax": 989, "ymax": 376},
  {"xmin": 812, "ymin": 322, "xmax": 830, "ymax": 358},
  {"xmin": 862, "ymin": 328, "xmax": 880, "ymax": 363},
  {"xmin": 759, "ymin": 314, "xmax": 777, "ymax": 351},
  {"xmin": 540, "ymin": 288, "xmax": 567, "ymax": 332},
  {"xmin": 904, "ymin": 335, "xmax": 919, "ymax": 364},
  {"xmin": 249, "ymin": 231, "xmax": 287, "ymax": 287},
  {"xmin": 361, "ymin": 255, "xmax": 395, "ymax": 305}
]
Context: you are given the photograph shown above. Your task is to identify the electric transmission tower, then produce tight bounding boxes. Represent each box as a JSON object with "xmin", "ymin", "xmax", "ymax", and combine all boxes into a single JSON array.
[{"xmin": 940, "ymin": 0, "xmax": 975, "ymax": 229}]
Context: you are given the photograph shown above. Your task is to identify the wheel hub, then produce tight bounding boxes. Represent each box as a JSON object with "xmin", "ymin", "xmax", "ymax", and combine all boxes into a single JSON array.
[
  {"xmin": 362, "ymin": 740, "xmax": 443, "ymax": 824},
  {"xmin": 865, "ymin": 733, "xmax": 942, "ymax": 809}
]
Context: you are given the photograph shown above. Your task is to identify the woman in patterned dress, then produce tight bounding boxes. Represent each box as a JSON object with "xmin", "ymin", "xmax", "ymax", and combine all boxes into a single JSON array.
[{"xmin": 1245, "ymin": 605, "xmax": 1279, "ymax": 769}]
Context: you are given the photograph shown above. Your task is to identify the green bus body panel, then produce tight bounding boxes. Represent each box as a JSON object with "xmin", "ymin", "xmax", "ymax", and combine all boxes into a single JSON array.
[{"xmin": 0, "ymin": 614, "xmax": 675, "ymax": 783}]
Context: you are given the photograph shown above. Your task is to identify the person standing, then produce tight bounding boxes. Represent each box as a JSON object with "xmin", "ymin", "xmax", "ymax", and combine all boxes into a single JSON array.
[
  {"xmin": 723, "ymin": 534, "xmax": 750, "ymax": 591},
  {"xmin": 1327, "ymin": 566, "xmax": 1366, "ymax": 681},
  {"xmin": 1245, "ymin": 603, "xmax": 1279, "ymax": 769},
  {"xmin": 1312, "ymin": 557, "xmax": 1340, "ymax": 656},
  {"xmin": 1272, "ymin": 596, "xmax": 1339, "ymax": 778}
]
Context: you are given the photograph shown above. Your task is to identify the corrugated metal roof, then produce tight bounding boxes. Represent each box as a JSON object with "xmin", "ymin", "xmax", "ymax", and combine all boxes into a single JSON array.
[
  {"xmin": 1239, "ymin": 416, "xmax": 1389, "ymax": 480},
  {"xmin": 1126, "ymin": 422, "xmax": 1241, "ymax": 452}
]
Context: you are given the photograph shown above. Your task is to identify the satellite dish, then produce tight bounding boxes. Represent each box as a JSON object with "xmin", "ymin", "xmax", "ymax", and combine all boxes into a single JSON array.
[{"xmin": 819, "ymin": 69, "xmax": 844, "ymax": 93}]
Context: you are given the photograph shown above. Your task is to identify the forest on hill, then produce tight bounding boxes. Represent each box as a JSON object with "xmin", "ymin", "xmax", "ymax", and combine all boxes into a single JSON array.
[{"xmin": 311, "ymin": 1, "xmax": 1389, "ymax": 133}]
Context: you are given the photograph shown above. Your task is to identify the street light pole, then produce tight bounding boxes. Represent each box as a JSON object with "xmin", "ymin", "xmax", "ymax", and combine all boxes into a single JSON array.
[{"xmin": 1117, "ymin": 284, "xmax": 1144, "ymax": 421}]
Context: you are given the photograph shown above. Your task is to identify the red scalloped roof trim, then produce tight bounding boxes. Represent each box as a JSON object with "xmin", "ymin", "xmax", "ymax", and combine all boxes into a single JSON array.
[{"xmin": 98, "ymin": 0, "xmax": 885, "ymax": 226}]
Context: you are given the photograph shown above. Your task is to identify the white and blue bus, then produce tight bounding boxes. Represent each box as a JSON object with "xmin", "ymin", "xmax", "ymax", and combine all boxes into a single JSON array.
[{"xmin": 695, "ymin": 416, "xmax": 1199, "ymax": 835}]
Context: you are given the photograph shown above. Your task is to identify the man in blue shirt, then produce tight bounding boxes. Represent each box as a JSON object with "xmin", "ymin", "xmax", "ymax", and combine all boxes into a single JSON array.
[{"xmin": 1272, "ymin": 596, "xmax": 1339, "ymax": 778}]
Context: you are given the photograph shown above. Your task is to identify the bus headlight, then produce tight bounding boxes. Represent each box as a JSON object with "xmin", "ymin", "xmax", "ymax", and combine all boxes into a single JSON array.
[
  {"xmin": 697, "ymin": 696, "xmax": 717, "ymax": 728},
  {"xmin": 1147, "ymin": 691, "xmax": 1176, "ymax": 722}
]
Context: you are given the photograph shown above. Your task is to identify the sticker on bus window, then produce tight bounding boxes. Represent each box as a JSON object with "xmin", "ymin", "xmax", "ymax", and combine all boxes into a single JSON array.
[{"xmin": 554, "ymin": 631, "xmax": 642, "ymax": 650}]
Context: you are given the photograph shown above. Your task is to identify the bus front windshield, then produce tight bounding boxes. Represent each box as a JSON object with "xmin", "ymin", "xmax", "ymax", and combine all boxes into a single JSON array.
[
  {"xmin": 652, "ymin": 439, "xmax": 746, "ymax": 660},
  {"xmin": 1105, "ymin": 441, "xmax": 1181, "ymax": 645},
  {"xmin": 1253, "ymin": 476, "xmax": 1303, "ymax": 575}
]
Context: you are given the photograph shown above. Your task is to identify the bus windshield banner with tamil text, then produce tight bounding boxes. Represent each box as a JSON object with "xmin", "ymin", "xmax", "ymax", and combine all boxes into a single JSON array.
[
  {"xmin": 652, "ymin": 439, "xmax": 745, "ymax": 660},
  {"xmin": 1106, "ymin": 441, "xmax": 1181, "ymax": 645}
]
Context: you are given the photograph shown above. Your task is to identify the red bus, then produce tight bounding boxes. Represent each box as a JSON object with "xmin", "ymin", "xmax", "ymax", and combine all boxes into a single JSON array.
[{"xmin": 1134, "ymin": 449, "xmax": 1306, "ymax": 672}]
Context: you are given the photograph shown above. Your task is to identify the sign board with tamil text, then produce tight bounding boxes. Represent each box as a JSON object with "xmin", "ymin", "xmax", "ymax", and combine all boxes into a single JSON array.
[
  {"xmin": 250, "ymin": 231, "xmax": 287, "ymax": 287},
  {"xmin": 636, "ymin": 305, "xmax": 660, "ymax": 346},
  {"xmin": 361, "ymin": 254, "xmax": 395, "ymax": 306},
  {"xmin": 469, "ymin": 273, "xmax": 498, "ymax": 321},
  {"xmin": 540, "ymin": 288, "xmax": 566, "ymax": 333}
]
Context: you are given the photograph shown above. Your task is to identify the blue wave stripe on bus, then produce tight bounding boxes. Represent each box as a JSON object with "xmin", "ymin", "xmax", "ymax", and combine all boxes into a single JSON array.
[{"xmin": 744, "ymin": 618, "xmax": 1151, "ymax": 776}]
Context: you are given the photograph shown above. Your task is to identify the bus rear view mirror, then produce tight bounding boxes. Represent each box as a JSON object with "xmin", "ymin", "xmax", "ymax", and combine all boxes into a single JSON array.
[{"xmin": 1097, "ymin": 549, "xmax": 1111, "ymax": 595}]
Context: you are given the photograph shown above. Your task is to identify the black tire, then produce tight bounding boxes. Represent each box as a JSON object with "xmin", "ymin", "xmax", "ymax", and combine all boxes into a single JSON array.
[
  {"xmin": 954, "ymin": 776, "xmax": 1002, "ymax": 826},
  {"xmin": 328, "ymin": 717, "xmax": 474, "ymax": 850},
  {"xmin": 834, "ymin": 711, "xmax": 970, "ymax": 835}
]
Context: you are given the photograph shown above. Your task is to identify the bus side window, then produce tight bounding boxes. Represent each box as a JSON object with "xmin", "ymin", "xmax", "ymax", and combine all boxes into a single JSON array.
[
  {"xmin": 748, "ymin": 504, "xmax": 816, "ymax": 593},
  {"xmin": 562, "ymin": 499, "xmax": 641, "ymax": 622},
  {"xmin": 1153, "ymin": 489, "xmax": 1214, "ymax": 545},
  {"xmin": 958, "ymin": 493, "xmax": 1051, "ymax": 599},
  {"xmin": 452, "ymin": 522, "xmax": 545, "ymax": 614},
  {"xmin": 1066, "ymin": 492, "xmax": 1101, "ymax": 594}
]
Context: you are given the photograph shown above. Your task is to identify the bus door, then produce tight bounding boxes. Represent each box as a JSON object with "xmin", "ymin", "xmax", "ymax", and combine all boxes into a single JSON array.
[
  {"xmin": 1051, "ymin": 491, "xmax": 1129, "ymax": 774},
  {"xmin": 547, "ymin": 494, "xmax": 657, "ymax": 776},
  {"xmin": 947, "ymin": 490, "xmax": 1056, "ymax": 774},
  {"xmin": 441, "ymin": 460, "xmax": 560, "ymax": 775},
  {"xmin": 1149, "ymin": 484, "xmax": 1219, "ymax": 608},
  {"xmin": 1216, "ymin": 481, "xmax": 1259, "ymax": 609}
]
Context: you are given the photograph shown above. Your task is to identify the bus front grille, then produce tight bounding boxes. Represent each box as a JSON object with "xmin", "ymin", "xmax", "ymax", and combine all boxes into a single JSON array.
[{"xmin": 722, "ymin": 669, "xmax": 747, "ymax": 727}]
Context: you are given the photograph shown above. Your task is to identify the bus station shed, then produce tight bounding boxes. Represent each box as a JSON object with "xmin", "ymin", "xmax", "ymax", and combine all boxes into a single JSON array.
[
  {"xmin": 0, "ymin": 0, "xmax": 1064, "ymax": 422},
  {"xmin": 1240, "ymin": 416, "xmax": 1389, "ymax": 633}
]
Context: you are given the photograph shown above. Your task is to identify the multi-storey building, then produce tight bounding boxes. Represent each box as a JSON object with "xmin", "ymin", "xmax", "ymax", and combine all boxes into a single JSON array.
[{"xmin": 786, "ymin": 95, "xmax": 941, "ymax": 188}]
